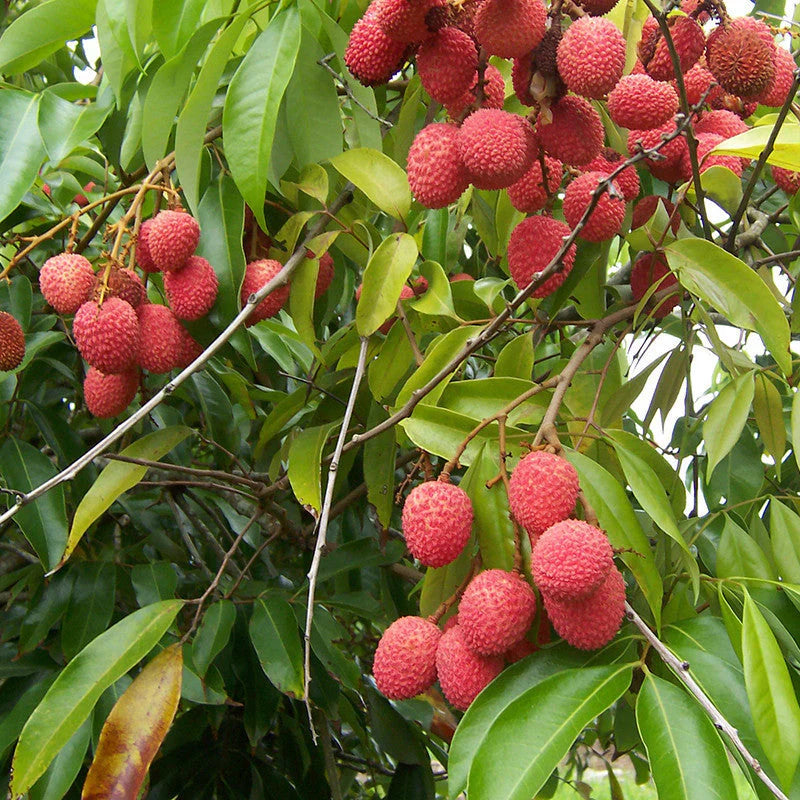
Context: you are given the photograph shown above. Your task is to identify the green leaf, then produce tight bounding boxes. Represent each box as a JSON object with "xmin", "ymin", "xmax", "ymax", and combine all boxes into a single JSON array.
[
  {"xmin": 753, "ymin": 374, "xmax": 785, "ymax": 475},
  {"xmin": 222, "ymin": 7, "xmax": 301, "ymax": 229},
  {"xmin": 330, "ymin": 148, "xmax": 411, "ymax": 221},
  {"xmin": 770, "ymin": 499, "xmax": 800, "ymax": 583},
  {"xmin": 95, "ymin": 0, "xmax": 138, "ymax": 103},
  {"xmin": 636, "ymin": 673, "xmax": 737, "ymax": 800},
  {"xmin": 190, "ymin": 371, "xmax": 239, "ymax": 455},
  {"xmin": 666, "ymin": 239, "xmax": 791, "ymax": 375},
  {"xmin": 704, "ymin": 371, "xmax": 754, "ymax": 480},
  {"xmin": 192, "ymin": 600, "xmax": 235, "ymax": 678},
  {"xmin": 742, "ymin": 591, "xmax": 800, "ymax": 788},
  {"xmin": 152, "ymin": 0, "xmax": 205, "ymax": 58},
  {"xmin": 716, "ymin": 515, "xmax": 774, "ymax": 580},
  {"xmin": 363, "ymin": 404, "xmax": 396, "ymax": 527},
  {"xmin": 287, "ymin": 422, "xmax": 338, "ymax": 512},
  {"xmin": 467, "ymin": 665, "xmax": 633, "ymax": 800},
  {"xmin": 713, "ymin": 124, "xmax": 800, "ymax": 172},
  {"xmin": 495, "ymin": 332, "xmax": 534, "ymax": 380},
  {"xmin": 11, "ymin": 600, "xmax": 183, "ymax": 796},
  {"xmin": 438, "ymin": 377, "xmax": 547, "ymax": 424},
  {"xmin": 61, "ymin": 562, "xmax": 117, "ymax": 660},
  {"xmin": 38, "ymin": 89, "xmax": 112, "ymax": 165},
  {"xmin": 63, "ymin": 426, "xmax": 192, "ymax": 567},
  {"xmin": 249, "ymin": 597, "xmax": 304, "ymax": 697},
  {"xmin": 28, "ymin": 718, "xmax": 91, "ymax": 800},
  {"xmin": 131, "ymin": 562, "xmax": 178, "ymax": 606},
  {"xmin": 387, "ymin": 763, "xmax": 434, "ymax": 800},
  {"xmin": 792, "ymin": 390, "xmax": 800, "ymax": 472},
  {"xmin": 600, "ymin": 352, "xmax": 669, "ymax": 426},
  {"xmin": 356, "ymin": 233, "xmax": 418, "ymax": 336},
  {"xmin": 419, "ymin": 544, "xmax": 473, "ymax": 618},
  {"xmin": 409, "ymin": 260, "xmax": 459, "ymax": 320}
]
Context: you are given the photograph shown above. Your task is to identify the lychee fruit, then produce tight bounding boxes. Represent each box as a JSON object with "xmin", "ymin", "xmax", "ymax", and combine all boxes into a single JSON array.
[
  {"xmin": 473, "ymin": 0, "xmax": 546, "ymax": 59},
  {"xmin": 73, "ymin": 298, "xmax": 139, "ymax": 374},
  {"xmin": 135, "ymin": 219, "xmax": 159, "ymax": 273},
  {"xmin": 630, "ymin": 251, "xmax": 680, "ymax": 318},
  {"xmin": 694, "ymin": 109, "xmax": 748, "ymax": 139},
  {"xmin": 607, "ymin": 74, "xmax": 679, "ymax": 130},
  {"xmin": 556, "ymin": 18, "xmax": 625, "ymax": 100},
  {"xmin": 373, "ymin": 0, "xmax": 442, "ymax": 42},
  {"xmin": 147, "ymin": 210, "xmax": 201, "ymax": 273},
  {"xmin": 39, "ymin": 253, "xmax": 96, "ymax": 315},
  {"xmin": 164, "ymin": 255, "xmax": 219, "ymax": 320},
  {"xmin": 95, "ymin": 268, "xmax": 147, "ymax": 309},
  {"xmin": 584, "ymin": 148, "xmax": 640, "ymax": 202},
  {"xmin": 411, "ymin": 276, "xmax": 429, "ymax": 295},
  {"xmin": 536, "ymin": 95, "xmax": 604, "ymax": 166},
  {"xmin": 627, "ymin": 121, "xmax": 688, "ymax": 184},
  {"xmin": 445, "ymin": 64, "xmax": 506, "ymax": 118},
  {"xmin": 83, "ymin": 368, "xmax": 140, "ymax": 418},
  {"xmin": 435, "ymin": 625, "xmax": 504, "ymax": 710},
  {"xmin": 638, "ymin": 15, "xmax": 705, "ymax": 82},
  {"xmin": 508, "ymin": 450, "xmax": 579, "ymax": 541},
  {"xmin": 240, "ymin": 259, "xmax": 290, "ymax": 326},
  {"xmin": 407, "ymin": 123, "xmax": 469, "ymax": 208},
  {"xmin": 136, "ymin": 303, "xmax": 185, "ymax": 373},
  {"xmin": 345, "ymin": 12, "xmax": 409, "ymax": 86},
  {"xmin": 631, "ymin": 195, "xmax": 679, "ymax": 234},
  {"xmin": 507, "ymin": 215, "xmax": 576, "ymax": 298},
  {"xmin": 450, "ymin": 272, "xmax": 474, "ymax": 282},
  {"xmin": 506, "ymin": 155, "xmax": 563, "ymax": 214},
  {"xmin": 563, "ymin": 171, "xmax": 626, "ymax": 242},
  {"xmin": 504, "ymin": 614, "xmax": 551, "ymax": 662},
  {"xmin": 373, "ymin": 616, "xmax": 442, "ymax": 699},
  {"xmin": 177, "ymin": 327, "xmax": 203, "ymax": 368},
  {"xmin": 0, "ymin": 312, "xmax": 25, "ymax": 371},
  {"xmin": 684, "ymin": 132, "xmax": 743, "ymax": 178},
  {"xmin": 512, "ymin": 54, "xmax": 537, "ymax": 107},
  {"xmin": 680, "ymin": 63, "xmax": 715, "ymax": 108},
  {"xmin": 758, "ymin": 45, "xmax": 795, "ymax": 107},
  {"xmin": 417, "ymin": 27, "xmax": 478, "ymax": 104},
  {"xmin": 458, "ymin": 570, "xmax": 537, "ymax": 655},
  {"xmin": 772, "ymin": 166, "xmax": 800, "ymax": 195},
  {"xmin": 458, "ymin": 109, "xmax": 537, "ymax": 190},
  {"xmin": 314, "ymin": 251, "xmax": 335, "ymax": 299},
  {"xmin": 706, "ymin": 17, "xmax": 775, "ymax": 99}
]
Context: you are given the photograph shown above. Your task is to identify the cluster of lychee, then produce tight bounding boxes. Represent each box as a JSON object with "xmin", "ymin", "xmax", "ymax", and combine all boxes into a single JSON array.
[{"xmin": 373, "ymin": 450, "xmax": 625, "ymax": 711}]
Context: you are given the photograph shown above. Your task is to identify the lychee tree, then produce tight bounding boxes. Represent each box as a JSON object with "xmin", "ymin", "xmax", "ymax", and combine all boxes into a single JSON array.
[{"xmin": 1, "ymin": 0, "xmax": 800, "ymax": 798}]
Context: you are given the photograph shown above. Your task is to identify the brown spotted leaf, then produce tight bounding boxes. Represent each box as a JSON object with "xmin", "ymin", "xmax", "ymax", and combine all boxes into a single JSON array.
[{"xmin": 81, "ymin": 643, "xmax": 183, "ymax": 800}]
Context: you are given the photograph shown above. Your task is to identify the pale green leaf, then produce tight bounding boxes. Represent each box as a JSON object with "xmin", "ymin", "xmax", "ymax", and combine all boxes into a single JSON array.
[{"xmin": 704, "ymin": 372, "xmax": 754, "ymax": 480}]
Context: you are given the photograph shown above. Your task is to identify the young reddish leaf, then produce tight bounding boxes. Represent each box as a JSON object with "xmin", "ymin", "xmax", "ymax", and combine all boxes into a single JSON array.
[{"xmin": 81, "ymin": 644, "xmax": 183, "ymax": 800}]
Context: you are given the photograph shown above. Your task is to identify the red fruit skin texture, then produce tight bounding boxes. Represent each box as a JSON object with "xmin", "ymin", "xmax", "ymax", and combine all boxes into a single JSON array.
[
  {"xmin": 73, "ymin": 298, "xmax": 139, "ymax": 374},
  {"xmin": 373, "ymin": 617, "xmax": 442, "ymax": 700},
  {"xmin": 563, "ymin": 171, "xmax": 626, "ymax": 242},
  {"xmin": 556, "ymin": 18, "xmax": 625, "ymax": 100},
  {"xmin": 177, "ymin": 328, "xmax": 203, "ymax": 368},
  {"xmin": 458, "ymin": 109, "xmax": 537, "ymax": 190},
  {"xmin": 39, "ymin": 253, "xmax": 96, "ymax": 315},
  {"xmin": 532, "ymin": 519, "xmax": 613, "ymax": 601},
  {"xmin": 458, "ymin": 569, "xmax": 537, "ymax": 655},
  {"xmin": 772, "ymin": 166, "xmax": 800, "ymax": 195},
  {"xmin": 136, "ymin": 303, "xmax": 185, "ymax": 374},
  {"xmin": 537, "ymin": 95, "xmax": 604, "ymax": 166},
  {"xmin": 345, "ymin": 13, "xmax": 408, "ymax": 86},
  {"xmin": 508, "ymin": 450, "xmax": 579, "ymax": 541},
  {"xmin": 512, "ymin": 55, "xmax": 537, "ymax": 106},
  {"xmin": 504, "ymin": 613, "xmax": 551, "ymax": 662},
  {"xmin": 630, "ymin": 251, "xmax": 680, "ymax": 318},
  {"xmin": 507, "ymin": 215, "xmax": 576, "ymax": 298},
  {"xmin": 445, "ymin": 64, "xmax": 506, "ymax": 118},
  {"xmin": 241, "ymin": 259, "xmax": 290, "ymax": 326},
  {"xmin": 136, "ymin": 219, "xmax": 159, "ymax": 273},
  {"xmin": 96, "ymin": 268, "xmax": 147, "ymax": 309},
  {"xmin": 435, "ymin": 626, "xmax": 504, "ymax": 710},
  {"xmin": 506, "ymin": 155, "xmax": 563, "ymax": 214},
  {"xmin": 164, "ymin": 255, "xmax": 219, "ymax": 320},
  {"xmin": 314, "ymin": 252, "xmax": 335, "ymax": 299},
  {"xmin": 686, "ymin": 132, "xmax": 743, "ymax": 178},
  {"xmin": 584, "ymin": 149, "xmax": 640, "ymax": 202},
  {"xmin": 631, "ymin": 195, "xmax": 679, "ymax": 234},
  {"xmin": 417, "ymin": 27, "xmax": 478, "ymax": 104},
  {"xmin": 694, "ymin": 109, "xmax": 748, "ymax": 140},
  {"xmin": 474, "ymin": 0, "xmax": 546, "ymax": 59},
  {"xmin": 759, "ymin": 45, "xmax": 795, "ymax": 107},
  {"xmin": 638, "ymin": 16, "xmax": 705, "ymax": 82},
  {"xmin": 147, "ymin": 210, "xmax": 201, "ymax": 273},
  {"xmin": 680, "ymin": 64, "xmax": 715, "ymax": 108},
  {"xmin": 544, "ymin": 566, "xmax": 626, "ymax": 650},
  {"xmin": 0, "ymin": 312, "xmax": 25, "ymax": 371},
  {"xmin": 373, "ymin": 0, "xmax": 440, "ymax": 42},
  {"xmin": 401, "ymin": 480, "xmax": 473, "ymax": 567},
  {"xmin": 627, "ymin": 122, "xmax": 688, "ymax": 184},
  {"xmin": 706, "ymin": 18, "xmax": 775, "ymax": 99},
  {"xmin": 83, "ymin": 368, "xmax": 139, "ymax": 418},
  {"xmin": 607, "ymin": 74, "xmax": 679, "ymax": 130},
  {"xmin": 407, "ymin": 123, "xmax": 469, "ymax": 208}
]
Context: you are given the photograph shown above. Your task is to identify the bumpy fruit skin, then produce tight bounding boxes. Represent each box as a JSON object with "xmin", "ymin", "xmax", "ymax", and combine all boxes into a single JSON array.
[
  {"xmin": 402, "ymin": 481, "xmax": 473, "ymax": 566},
  {"xmin": 373, "ymin": 617, "xmax": 442, "ymax": 699},
  {"xmin": 680, "ymin": 63, "xmax": 715, "ymax": 107},
  {"xmin": 345, "ymin": 12, "xmax": 408, "ymax": 86},
  {"xmin": 83, "ymin": 368, "xmax": 139, "ymax": 418},
  {"xmin": 563, "ymin": 171, "xmax": 625, "ymax": 242},
  {"xmin": 474, "ymin": 0, "xmax": 546, "ymax": 59},
  {"xmin": 164, "ymin": 255, "xmax": 219, "ymax": 320},
  {"xmin": 435, "ymin": 626, "xmax": 504, "ymax": 710},
  {"xmin": 630, "ymin": 251, "xmax": 680, "ymax": 318},
  {"xmin": 504, "ymin": 614, "xmax": 551, "ymax": 662},
  {"xmin": 96, "ymin": 268, "xmax": 147, "ymax": 309},
  {"xmin": 556, "ymin": 18, "xmax": 625, "ymax": 100},
  {"xmin": 417, "ymin": 27, "xmax": 478, "ymax": 104},
  {"xmin": 241, "ymin": 259, "xmax": 290, "ymax": 326},
  {"xmin": 537, "ymin": 95, "xmax": 604, "ymax": 166},
  {"xmin": 772, "ymin": 166, "xmax": 800, "ymax": 195},
  {"xmin": 73, "ymin": 298, "xmax": 139, "ymax": 374},
  {"xmin": 373, "ymin": 0, "xmax": 441, "ymax": 42},
  {"xmin": 39, "ymin": 253, "xmax": 95, "ymax": 315},
  {"xmin": 135, "ymin": 219, "xmax": 159, "ymax": 273},
  {"xmin": 607, "ymin": 74, "xmax": 679, "ymax": 130},
  {"xmin": 532, "ymin": 519, "xmax": 613, "ymax": 601},
  {"xmin": 706, "ymin": 18, "xmax": 775, "ymax": 99},
  {"xmin": 694, "ymin": 109, "xmax": 748, "ymax": 140},
  {"xmin": 507, "ymin": 155, "xmax": 562, "ymax": 213},
  {"xmin": 631, "ymin": 195, "xmax": 679, "ymax": 233},
  {"xmin": 136, "ymin": 303, "xmax": 185, "ymax": 373},
  {"xmin": 445, "ymin": 64, "xmax": 506, "ymax": 118},
  {"xmin": 0, "ymin": 312, "xmax": 25, "ymax": 371},
  {"xmin": 147, "ymin": 210, "xmax": 201, "ymax": 273},
  {"xmin": 638, "ymin": 15, "xmax": 705, "ymax": 82},
  {"xmin": 544, "ymin": 566, "xmax": 626, "ymax": 650},
  {"xmin": 314, "ymin": 251, "xmax": 335, "ymax": 299},
  {"xmin": 685, "ymin": 132, "xmax": 743, "ymax": 178},
  {"xmin": 177, "ymin": 328, "xmax": 203, "ymax": 368},
  {"xmin": 584, "ymin": 149, "xmax": 640, "ymax": 202},
  {"xmin": 627, "ymin": 122, "xmax": 688, "ymax": 184},
  {"xmin": 759, "ymin": 45, "xmax": 795, "ymax": 107},
  {"xmin": 407, "ymin": 123, "xmax": 469, "ymax": 208},
  {"xmin": 507, "ymin": 216, "xmax": 576, "ymax": 297},
  {"xmin": 508, "ymin": 450, "xmax": 579, "ymax": 540},
  {"xmin": 459, "ymin": 109, "xmax": 537, "ymax": 190},
  {"xmin": 458, "ymin": 570, "xmax": 537, "ymax": 655}
]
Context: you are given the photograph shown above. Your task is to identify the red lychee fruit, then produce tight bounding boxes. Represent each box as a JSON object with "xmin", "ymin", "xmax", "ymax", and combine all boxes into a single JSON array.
[
  {"xmin": 473, "ymin": 0, "xmax": 546, "ymax": 59},
  {"xmin": 772, "ymin": 166, "xmax": 800, "ymax": 195},
  {"xmin": 164, "ymin": 255, "xmax": 219, "ymax": 320},
  {"xmin": 373, "ymin": 0, "xmax": 442, "ymax": 42},
  {"xmin": 417, "ymin": 27, "xmax": 478, "ymax": 104},
  {"xmin": 638, "ymin": 15, "xmax": 705, "ymax": 82},
  {"xmin": 373, "ymin": 616, "xmax": 442, "ymax": 699},
  {"xmin": 177, "ymin": 328, "xmax": 203, "ymax": 368},
  {"xmin": 683, "ymin": 132, "xmax": 743, "ymax": 178},
  {"xmin": 584, "ymin": 149, "xmax": 640, "ymax": 202},
  {"xmin": 536, "ymin": 95, "xmax": 604, "ymax": 166},
  {"xmin": 504, "ymin": 614, "xmax": 551, "ymax": 662},
  {"xmin": 136, "ymin": 219, "xmax": 159, "ymax": 274},
  {"xmin": 136, "ymin": 303, "xmax": 185, "ymax": 373},
  {"xmin": 0, "ymin": 312, "xmax": 25, "ymax": 371},
  {"xmin": 607, "ymin": 74, "xmax": 679, "ymax": 130},
  {"xmin": 631, "ymin": 195, "xmax": 679, "ymax": 233},
  {"xmin": 450, "ymin": 272, "xmax": 474, "ymax": 282},
  {"xmin": 458, "ymin": 570, "xmax": 537, "ymax": 655},
  {"xmin": 507, "ymin": 215, "xmax": 576, "ymax": 298},
  {"xmin": 543, "ymin": 565, "xmax": 626, "ymax": 650},
  {"xmin": 401, "ymin": 480, "xmax": 473, "ymax": 567},
  {"xmin": 241, "ymin": 259, "xmax": 290, "ymax": 326},
  {"xmin": 73, "ymin": 298, "xmax": 139, "ymax": 374},
  {"xmin": 95, "ymin": 268, "xmax": 147, "ymax": 309},
  {"xmin": 563, "ymin": 171, "xmax": 626, "ymax": 242},
  {"xmin": 679, "ymin": 63, "xmax": 715, "ymax": 108},
  {"xmin": 147, "ymin": 210, "xmax": 201, "ymax": 273},
  {"xmin": 532, "ymin": 519, "xmax": 613, "ymax": 601},
  {"xmin": 508, "ymin": 450, "xmax": 579, "ymax": 541},
  {"xmin": 83, "ymin": 368, "xmax": 139, "ymax": 418},
  {"xmin": 411, "ymin": 276, "xmax": 429, "ymax": 295},
  {"xmin": 706, "ymin": 18, "xmax": 775, "ymax": 99},
  {"xmin": 556, "ymin": 18, "xmax": 625, "ymax": 100},
  {"xmin": 512, "ymin": 54, "xmax": 537, "ymax": 107},
  {"xmin": 448, "ymin": 0, "xmax": 480, "ymax": 37},
  {"xmin": 407, "ymin": 123, "xmax": 469, "ymax": 208},
  {"xmin": 758, "ymin": 45, "xmax": 795, "ymax": 107},
  {"xmin": 445, "ymin": 64, "xmax": 506, "ymax": 118},
  {"xmin": 314, "ymin": 251, "xmax": 335, "ymax": 299},
  {"xmin": 506, "ymin": 155, "xmax": 563, "ymax": 214},
  {"xmin": 39, "ymin": 253, "xmax": 95, "ymax": 315},
  {"xmin": 345, "ymin": 12, "xmax": 409, "ymax": 86},
  {"xmin": 458, "ymin": 109, "xmax": 537, "ymax": 190},
  {"xmin": 627, "ymin": 121, "xmax": 688, "ymax": 184},
  {"xmin": 435, "ymin": 625, "xmax": 504, "ymax": 710},
  {"xmin": 630, "ymin": 251, "xmax": 680, "ymax": 318},
  {"xmin": 694, "ymin": 109, "xmax": 748, "ymax": 139}
]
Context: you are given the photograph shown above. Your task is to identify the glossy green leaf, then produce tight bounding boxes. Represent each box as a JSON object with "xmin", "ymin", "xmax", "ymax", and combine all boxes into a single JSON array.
[
  {"xmin": 770, "ymin": 499, "xmax": 800, "ymax": 583},
  {"xmin": 95, "ymin": 0, "xmax": 138, "ymax": 103},
  {"xmin": 792, "ymin": 390, "xmax": 800, "ymax": 472},
  {"xmin": 419, "ymin": 544, "xmax": 473, "ymax": 618},
  {"xmin": 716, "ymin": 515, "xmax": 774, "ymax": 580},
  {"xmin": 753, "ymin": 374, "xmax": 785, "ymax": 474},
  {"xmin": 29, "ymin": 718, "xmax": 91, "ymax": 800},
  {"xmin": 494, "ymin": 332, "xmax": 534, "ymax": 380},
  {"xmin": 61, "ymin": 562, "xmax": 117, "ymax": 660},
  {"xmin": 437, "ymin": 377, "xmax": 548, "ymax": 425},
  {"xmin": 131, "ymin": 562, "xmax": 178, "ymax": 606},
  {"xmin": 249, "ymin": 597, "xmax": 304, "ymax": 697},
  {"xmin": 409, "ymin": 260, "xmax": 459, "ymax": 319},
  {"xmin": 152, "ymin": 0, "xmax": 205, "ymax": 58},
  {"xmin": 192, "ymin": 600, "xmax": 236, "ymax": 678},
  {"xmin": 601, "ymin": 352, "xmax": 669, "ymax": 426},
  {"xmin": 368, "ymin": 320, "xmax": 415, "ymax": 401},
  {"xmin": 11, "ymin": 600, "xmax": 183, "ymax": 796},
  {"xmin": 363, "ymin": 404, "xmax": 396, "ymax": 527},
  {"xmin": 190, "ymin": 371, "xmax": 239, "ymax": 455},
  {"xmin": 38, "ymin": 90, "xmax": 112, "ymax": 165},
  {"xmin": 287, "ymin": 422, "xmax": 338, "ymax": 512},
  {"xmin": 704, "ymin": 371, "xmax": 754, "ymax": 480},
  {"xmin": 387, "ymin": 763, "xmax": 434, "ymax": 800},
  {"xmin": 713, "ymin": 124, "xmax": 800, "ymax": 171}
]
